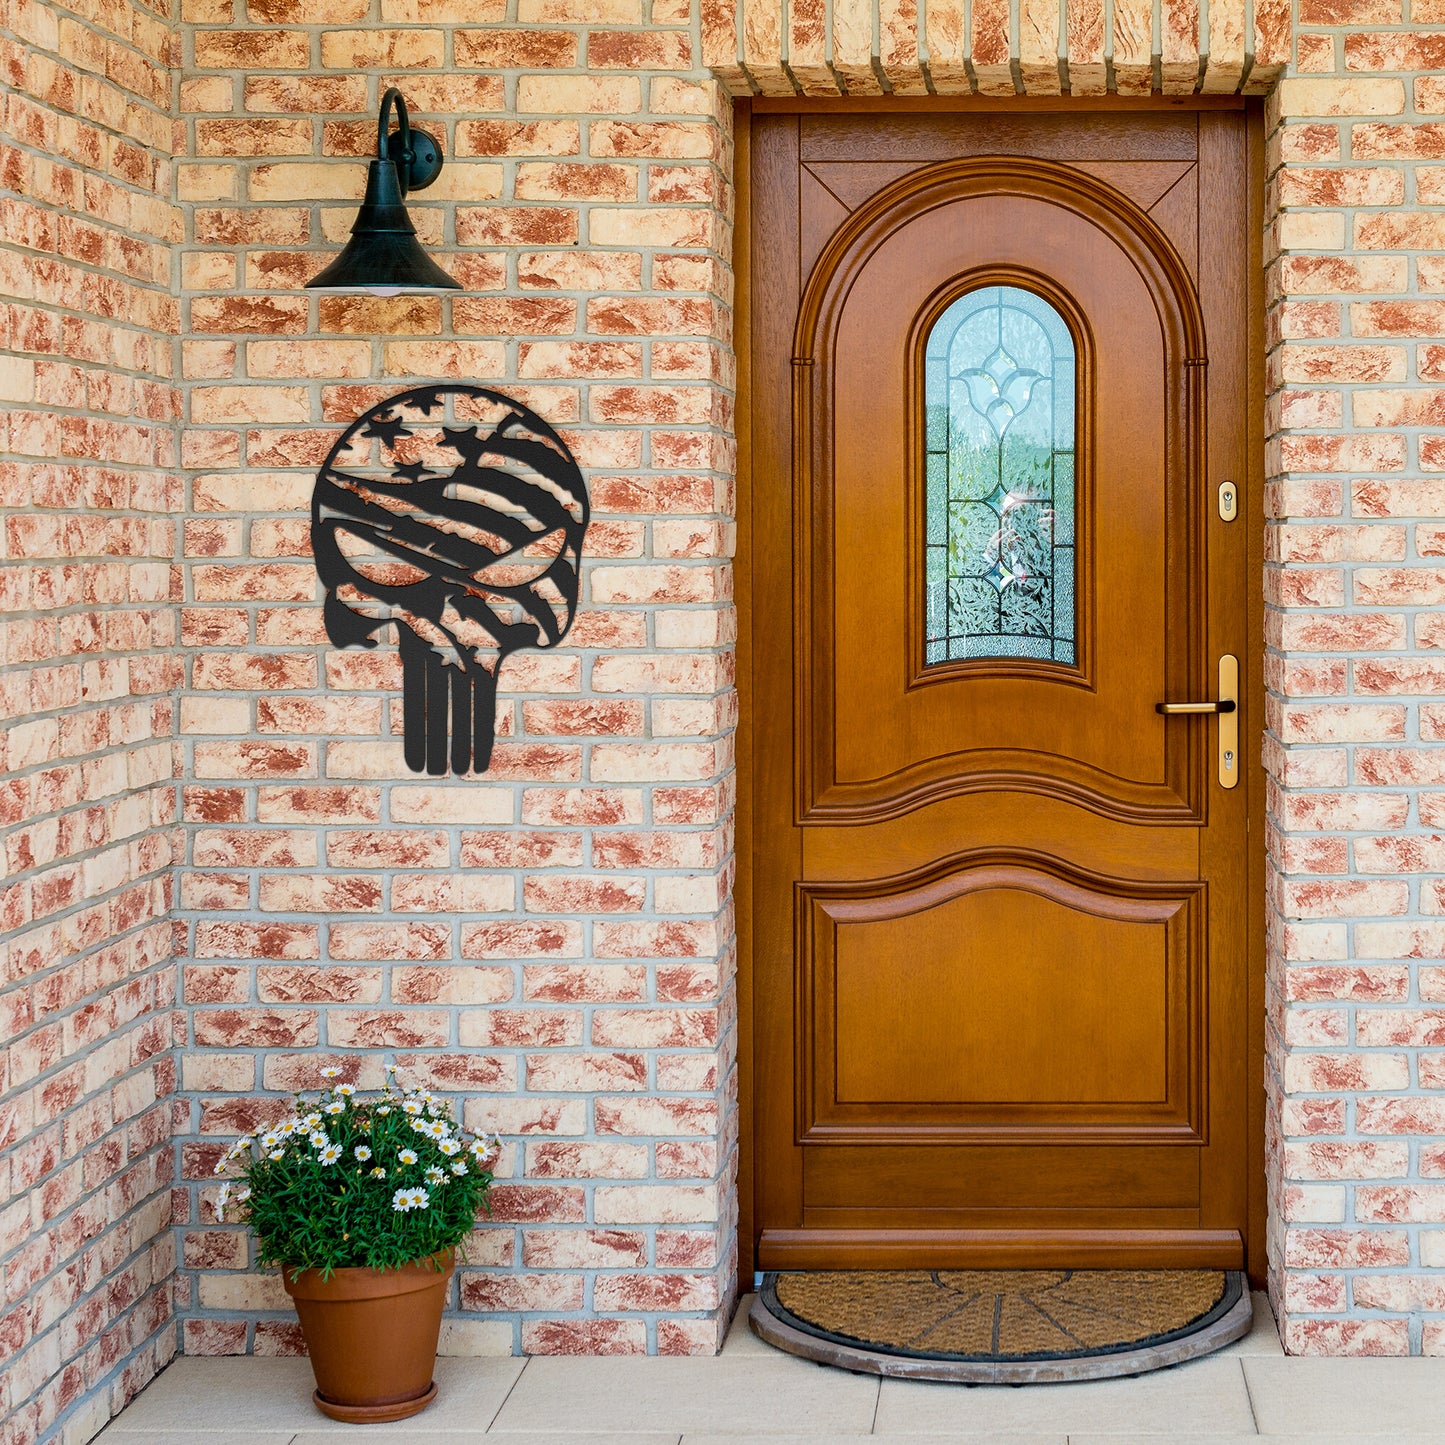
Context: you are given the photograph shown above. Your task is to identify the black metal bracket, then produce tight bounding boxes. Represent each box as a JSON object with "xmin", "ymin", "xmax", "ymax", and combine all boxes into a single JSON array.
[{"xmin": 378, "ymin": 87, "xmax": 442, "ymax": 195}]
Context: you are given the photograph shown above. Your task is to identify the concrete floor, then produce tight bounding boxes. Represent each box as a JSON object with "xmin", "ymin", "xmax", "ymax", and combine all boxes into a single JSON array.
[{"xmin": 95, "ymin": 1292, "xmax": 1445, "ymax": 1441}]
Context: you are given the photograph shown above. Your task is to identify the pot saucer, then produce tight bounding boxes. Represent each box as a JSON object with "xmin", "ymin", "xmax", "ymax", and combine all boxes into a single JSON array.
[{"xmin": 312, "ymin": 1380, "xmax": 437, "ymax": 1423}]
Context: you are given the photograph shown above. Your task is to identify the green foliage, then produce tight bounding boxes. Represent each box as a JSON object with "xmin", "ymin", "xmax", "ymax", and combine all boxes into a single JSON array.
[{"xmin": 213, "ymin": 1068, "xmax": 500, "ymax": 1277}]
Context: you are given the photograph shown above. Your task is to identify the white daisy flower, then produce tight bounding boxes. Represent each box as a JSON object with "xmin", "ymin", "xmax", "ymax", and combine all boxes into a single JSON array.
[
  {"xmin": 398, "ymin": 1148, "xmax": 418, "ymax": 1166},
  {"xmin": 278, "ymin": 1120, "xmax": 297, "ymax": 1135},
  {"xmin": 450, "ymin": 1160, "xmax": 468, "ymax": 1176},
  {"xmin": 259, "ymin": 1132, "xmax": 279, "ymax": 1150},
  {"xmin": 410, "ymin": 1118, "xmax": 429, "ymax": 1134},
  {"xmin": 212, "ymin": 1159, "xmax": 227, "ymax": 1176},
  {"xmin": 268, "ymin": 1149, "xmax": 284, "ymax": 1161},
  {"xmin": 215, "ymin": 1182, "xmax": 231, "ymax": 1219},
  {"xmin": 324, "ymin": 1100, "xmax": 345, "ymax": 1116},
  {"xmin": 376, "ymin": 1105, "xmax": 392, "ymax": 1116},
  {"xmin": 319, "ymin": 1144, "xmax": 342, "ymax": 1165},
  {"xmin": 425, "ymin": 1166, "xmax": 445, "ymax": 1185},
  {"xmin": 309, "ymin": 1131, "xmax": 328, "ymax": 1149},
  {"xmin": 438, "ymin": 1139, "xmax": 461, "ymax": 1156},
  {"xmin": 321, "ymin": 1067, "xmax": 341, "ymax": 1079},
  {"xmin": 402, "ymin": 1100, "xmax": 424, "ymax": 1116},
  {"xmin": 302, "ymin": 1113, "xmax": 322, "ymax": 1130},
  {"xmin": 335, "ymin": 1083, "xmax": 356, "ymax": 1097},
  {"xmin": 354, "ymin": 1145, "xmax": 372, "ymax": 1162},
  {"xmin": 235, "ymin": 1186, "xmax": 250, "ymax": 1203},
  {"xmin": 370, "ymin": 1166, "xmax": 387, "ymax": 1179},
  {"xmin": 412, "ymin": 1187, "xmax": 429, "ymax": 1209},
  {"xmin": 386, "ymin": 1063, "xmax": 399, "ymax": 1074},
  {"xmin": 424, "ymin": 1121, "xmax": 448, "ymax": 1140},
  {"xmin": 391, "ymin": 1187, "xmax": 417, "ymax": 1212}
]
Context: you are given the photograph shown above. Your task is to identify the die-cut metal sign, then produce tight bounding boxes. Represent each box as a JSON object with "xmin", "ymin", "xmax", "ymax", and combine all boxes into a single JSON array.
[{"xmin": 312, "ymin": 384, "xmax": 589, "ymax": 776}]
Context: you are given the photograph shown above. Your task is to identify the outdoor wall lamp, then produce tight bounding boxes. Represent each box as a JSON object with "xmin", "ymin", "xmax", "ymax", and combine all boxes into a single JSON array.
[{"xmin": 306, "ymin": 87, "xmax": 460, "ymax": 296}]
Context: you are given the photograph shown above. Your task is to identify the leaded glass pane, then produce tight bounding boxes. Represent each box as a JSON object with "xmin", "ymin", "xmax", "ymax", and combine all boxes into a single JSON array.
[{"xmin": 923, "ymin": 285, "xmax": 1077, "ymax": 666}]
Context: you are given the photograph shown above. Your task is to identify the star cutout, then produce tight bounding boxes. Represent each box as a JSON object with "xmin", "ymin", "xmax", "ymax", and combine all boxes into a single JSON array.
[
  {"xmin": 361, "ymin": 411, "xmax": 411, "ymax": 447},
  {"xmin": 406, "ymin": 386, "xmax": 446, "ymax": 416},
  {"xmin": 439, "ymin": 425, "xmax": 488, "ymax": 462}
]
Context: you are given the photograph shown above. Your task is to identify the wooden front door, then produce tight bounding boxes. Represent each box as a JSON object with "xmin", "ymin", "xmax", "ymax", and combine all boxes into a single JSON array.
[{"xmin": 747, "ymin": 106, "xmax": 1261, "ymax": 1272}]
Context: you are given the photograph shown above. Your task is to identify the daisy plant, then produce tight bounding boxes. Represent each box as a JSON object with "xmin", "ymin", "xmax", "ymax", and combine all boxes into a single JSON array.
[{"xmin": 213, "ymin": 1066, "xmax": 501, "ymax": 1277}]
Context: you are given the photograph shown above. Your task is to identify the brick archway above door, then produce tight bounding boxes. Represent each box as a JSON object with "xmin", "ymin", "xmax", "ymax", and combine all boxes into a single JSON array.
[{"xmin": 702, "ymin": 0, "xmax": 1289, "ymax": 97}]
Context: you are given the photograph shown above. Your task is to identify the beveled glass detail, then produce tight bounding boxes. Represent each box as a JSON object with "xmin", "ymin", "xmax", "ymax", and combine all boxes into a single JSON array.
[{"xmin": 924, "ymin": 285, "xmax": 1077, "ymax": 666}]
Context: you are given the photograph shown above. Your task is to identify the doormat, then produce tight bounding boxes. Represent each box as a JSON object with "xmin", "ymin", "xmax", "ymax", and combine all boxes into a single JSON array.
[{"xmin": 750, "ymin": 1269, "xmax": 1251, "ymax": 1383}]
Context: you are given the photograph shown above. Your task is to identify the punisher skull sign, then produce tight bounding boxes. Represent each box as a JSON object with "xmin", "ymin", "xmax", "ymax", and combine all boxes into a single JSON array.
[{"xmin": 311, "ymin": 384, "xmax": 589, "ymax": 776}]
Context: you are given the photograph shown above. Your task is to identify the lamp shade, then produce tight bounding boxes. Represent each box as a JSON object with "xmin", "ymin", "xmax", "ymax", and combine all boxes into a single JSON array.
[{"xmin": 306, "ymin": 89, "xmax": 460, "ymax": 296}]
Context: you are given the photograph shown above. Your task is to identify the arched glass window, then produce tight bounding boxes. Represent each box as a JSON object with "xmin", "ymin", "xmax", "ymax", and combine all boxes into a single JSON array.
[{"xmin": 924, "ymin": 285, "xmax": 1077, "ymax": 666}]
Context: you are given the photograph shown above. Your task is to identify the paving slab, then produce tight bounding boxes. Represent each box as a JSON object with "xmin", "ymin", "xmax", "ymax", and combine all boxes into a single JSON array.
[
  {"xmin": 98, "ymin": 1361, "xmax": 316, "ymax": 1432},
  {"xmin": 98, "ymin": 1434, "xmax": 294, "ymax": 1445},
  {"xmin": 874, "ymin": 1356, "xmax": 1256, "ymax": 1435},
  {"xmin": 1069, "ymin": 1437, "xmax": 1370, "ymax": 1444},
  {"xmin": 489, "ymin": 1355, "xmax": 879, "ymax": 1435},
  {"xmin": 683, "ymin": 1436, "xmax": 1066, "ymax": 1445},
  {"xmin": 1244, "ymin": 1357, "xmax": 1445, "ymax": 1436},
  {"xmin": 98, "ymin": 1357, "xmax": 525, "ymax": 1434},
  {"xmin": 720, "ymin": 1293, "xmax": 772, "ymax": 1356},
  {"xmin": 1215, "ymin": 1293, "xmax": 1283, "ymax": 1357},
  {"xmin": 294, "ymin": 1435, "xmax": 677, "ymax": 1444}
]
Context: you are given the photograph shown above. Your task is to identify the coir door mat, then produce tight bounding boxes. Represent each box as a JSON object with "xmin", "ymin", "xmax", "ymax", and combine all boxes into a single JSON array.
[{"xmin": 750, "ymin": 1269, "xmax": 1251, "ymax": 1383}]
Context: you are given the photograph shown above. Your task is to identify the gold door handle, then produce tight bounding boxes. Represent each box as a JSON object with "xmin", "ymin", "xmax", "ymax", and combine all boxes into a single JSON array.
[
  {"xmin": 1155, "ymin": 700, "xmax": 1236, "ymax": 715},
  {"xmin": 1155, "ymin": 656, "xmax": 1239, "ymax": 789}
]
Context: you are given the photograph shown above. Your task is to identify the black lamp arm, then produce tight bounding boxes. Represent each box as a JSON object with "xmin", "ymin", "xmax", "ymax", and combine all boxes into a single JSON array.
[{"xmin": 378, "ymin": 87, "xmax": 413, "ymax": 193}]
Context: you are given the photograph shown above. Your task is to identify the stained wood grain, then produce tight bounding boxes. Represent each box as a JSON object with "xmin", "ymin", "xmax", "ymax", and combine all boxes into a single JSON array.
[{"xmin": 746, "ymin": 108, "xmax": 1260, "ymax": 1272}]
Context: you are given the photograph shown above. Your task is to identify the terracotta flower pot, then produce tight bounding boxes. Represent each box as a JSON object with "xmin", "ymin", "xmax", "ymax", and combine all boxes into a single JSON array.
[{"xmin": 282, "ymin": 1251, "xmax": 453, "ymax": 1423}]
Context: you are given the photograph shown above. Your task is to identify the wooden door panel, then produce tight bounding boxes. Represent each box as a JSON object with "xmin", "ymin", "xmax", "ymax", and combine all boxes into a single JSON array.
[
  {"xmin": 836, "ymin": 902, "xmax": 1171, "ymax": 1106},
  {"xmin": 797, "ymin": 158, "xmax": 1203, "ymax": 281},
  {"xmin": 750, "ymin": 107, "xmax": 1257, "ymax": 1272},
  {"xmin": 1149, "ymin": 168, "xmax": 1201, "ymax": 280},
  {"xmin": 1068, "ymin": 161, "xmax": 1195, "ymax": 211},
  {"xmin": 801, "ymin": 861, "xmax": 1203, "ymax": 1141},
  {"xmin": 803, "ymin": 792, "xmax": 1199, "ymax": 882},
  {"xmin": 798, "ymin": 165, "xmax": 1209, "ymax": 827},
  {"xmin": 799, "ymin": 167, "xmax": 851, "ymax": 282},
  {"xmin": 804, "ymin": 1145, "xmax": 1201, "ymax": 1213},
  {"xmin": 798, "ymin": 113, "xmax": 1199, "ymax": 163}
]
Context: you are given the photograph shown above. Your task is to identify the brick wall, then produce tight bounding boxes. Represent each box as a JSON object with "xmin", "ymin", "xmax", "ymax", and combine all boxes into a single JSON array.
[
  {"xmin": 121, "ymin": 0, "xmax": 1445, "ymax": 1374},
  {"xmin": 19, "ymin": 0, "xmax": 1445, "ymax": 1423},
  {"xmin": 1266, "ymin": 6, "xmax": 1445, "ymax": 1357},
  {"xmin": 171, "ymin": 0, "xmax": 740, "ymax": 1359},
  {"xmin": 0, "ymin": 0, "xmax": 182, "ymax": 1442}
]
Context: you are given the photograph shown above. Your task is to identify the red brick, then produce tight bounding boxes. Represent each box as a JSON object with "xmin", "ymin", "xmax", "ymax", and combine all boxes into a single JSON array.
[
  {"xmin": 521, "ymin": 1319, "xmax": 647, "ymax": 1355},
  {"xmin": 193, "ymin": 1010, "xmax": 318, "ymax": 1048}
]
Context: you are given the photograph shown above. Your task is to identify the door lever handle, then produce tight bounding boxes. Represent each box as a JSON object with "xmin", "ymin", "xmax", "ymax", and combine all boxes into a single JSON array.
[
  {"xmin": 1155, "ymin": 699, "xmax": 1236, "ymax": 715},
  {"xmin": 1155, "ymin": 655, "xmax": 1240, "ymax": 789}
]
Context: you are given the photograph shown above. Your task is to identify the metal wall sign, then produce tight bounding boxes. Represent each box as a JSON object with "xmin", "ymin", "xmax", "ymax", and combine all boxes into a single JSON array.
[{"xmin": 312, "ymin": 384, "xmax": 589, "ymax": 775}]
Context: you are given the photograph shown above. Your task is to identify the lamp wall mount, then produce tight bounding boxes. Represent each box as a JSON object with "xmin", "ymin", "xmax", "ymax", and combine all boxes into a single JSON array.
[{"xmin": 378, "ymin": 88, "xmax": 442, "ymax": 196}]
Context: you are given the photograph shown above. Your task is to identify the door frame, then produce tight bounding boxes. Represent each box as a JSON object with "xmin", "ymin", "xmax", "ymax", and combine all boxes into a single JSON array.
[{"xmin": 733, "ymin": 95, "xmax": 1268, "ymax": 1287}]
